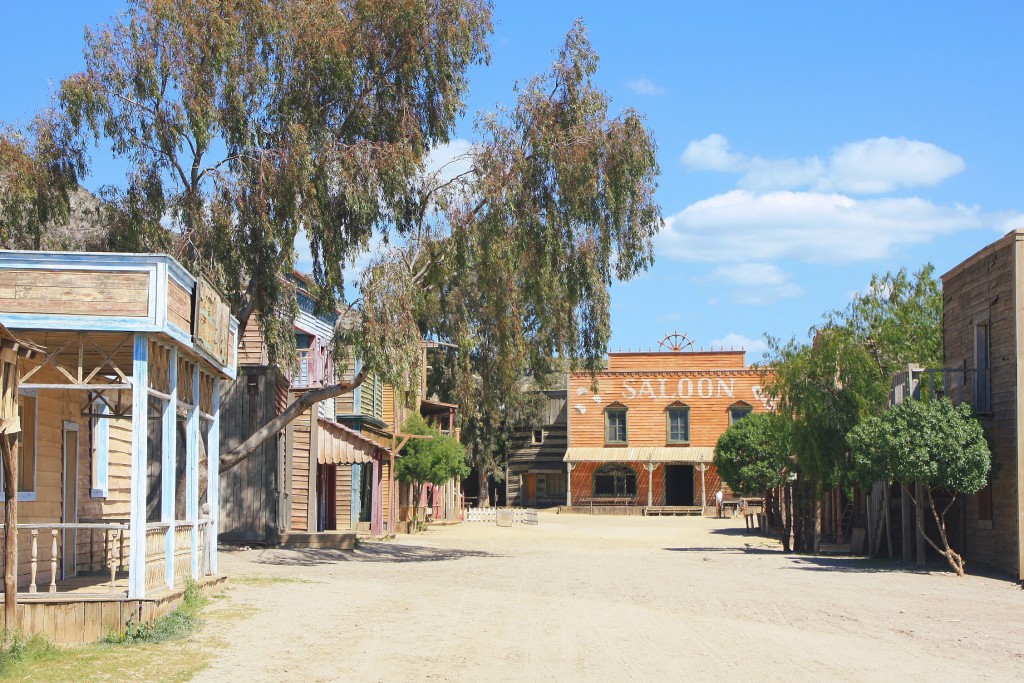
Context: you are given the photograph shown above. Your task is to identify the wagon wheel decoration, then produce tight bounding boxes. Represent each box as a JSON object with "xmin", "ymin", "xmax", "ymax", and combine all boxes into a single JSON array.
[{"xmin": 658, "ymin": 331, "xmax": 695, "ymax": 352}]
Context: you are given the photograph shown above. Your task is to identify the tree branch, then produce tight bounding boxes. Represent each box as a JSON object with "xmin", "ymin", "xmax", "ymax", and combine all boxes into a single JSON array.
[{"xmin": 220, "ymin": 364, "xmax": 372, "ymax": 473}]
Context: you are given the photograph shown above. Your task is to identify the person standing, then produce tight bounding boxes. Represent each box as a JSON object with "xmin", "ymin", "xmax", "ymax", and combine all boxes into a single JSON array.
[{"xmin": 715, "ymin": 487, "xmax": 724, "ymax": 518}]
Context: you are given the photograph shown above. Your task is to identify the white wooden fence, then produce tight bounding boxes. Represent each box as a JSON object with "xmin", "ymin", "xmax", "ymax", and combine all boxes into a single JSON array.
[{"xmin": 465, "ymin": 507, "xmax": 539, "ymax": 525}]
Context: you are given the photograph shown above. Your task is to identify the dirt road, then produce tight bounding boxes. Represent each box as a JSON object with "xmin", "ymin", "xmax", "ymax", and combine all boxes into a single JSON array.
[{"xmin": 194, "ymin": 512, "xmax": 1024, "ymax": 682}]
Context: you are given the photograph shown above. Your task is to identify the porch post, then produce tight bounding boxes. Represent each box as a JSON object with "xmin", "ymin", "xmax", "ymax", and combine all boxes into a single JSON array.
[
  {"xmin": 370, "ymin": 457, "xmax": 382, "ymax": 536},
  {"xmin": 162, "ymin": 347, "xmax": 177, "ymax": 589},
  {"xmin": 129, "ymin": 334, "xmax": 148, "ymax": 599},
  {"xmin": 647, "ymin": 460, "xmax": 653, "ymax": 507},
  {"xmin": 187, "ymin": 365, "xmax": 200, "ymax": 579},
  {"xmin": 565, "ymin": 462, "xmax": 572, "ymax": 507},
  {"xmin": 700, "ymin": 463, "xmax": 706, "ymax": 508},
  {"xmin": 208, "ymin": 379, "xmax": 221, "ymax": 574}
]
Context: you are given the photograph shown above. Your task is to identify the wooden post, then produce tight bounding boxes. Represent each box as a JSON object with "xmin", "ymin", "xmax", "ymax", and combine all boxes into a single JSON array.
[
  {"xmin": 129, "ymin": 334, "xmax": 148, "ymax": 599},
  {"xmin": 307, "ymin": 403, "xmax": 319, "ymax": 533},
  {"xmin": 187, "ymin": 365, "xmax": 200, "ymax": 579},
  {"xmin": 29, "ymin": 529, "xmax": 37, "ymax": 593},
  {"xmin": 49, "ymin": 529, "xmax": 57, "ymax": 593},
  {"xmin": 208, "ymin": 379, "xmax": 221, "ymax": 574},
  {"xmin": 108, "ymin": 530, "xmax": 116, "ymax": 591},
  {"xmin": 2, "ymin": 434, "xmax": 17, "ymax": 627},
  {"xmin": 646, "ymin": 461, "xmax": 653, "ymax": 508},
  {"xmin": 700, "ymin": 463, "xmax": 706, "ymax": 508},
  {"xmin": 565, "ymin": 462, "xmax": 572, "ymax": 507},
  {"xmin": 162, "ymin": 346, "xmax": 177, "ymax": 589}
]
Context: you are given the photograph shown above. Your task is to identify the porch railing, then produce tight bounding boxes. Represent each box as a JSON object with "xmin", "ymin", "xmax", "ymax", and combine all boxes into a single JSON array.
[{"xmin": 0, "ymin": 522, "xmax": 129, "ymax": 594}]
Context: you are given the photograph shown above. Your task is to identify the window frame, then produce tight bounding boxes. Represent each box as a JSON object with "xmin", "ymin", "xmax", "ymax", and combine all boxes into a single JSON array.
[
  {"xmin": 592, "ymin": 463, "xmax": 637, "ymax": 497},
  {"xmin": 604, "ymin": 406, "xmax": 628, "ymax": 445},
  {"xmin": 729, "ymin": 402, "xmax": 754, "ymax": 426},
  {"xmin": 1, "ymin": 391, "xmax": 38, "ymax": 502},
  {"xmin": 973, "ymin": 321, "xmax": 991, "ymax": 415},
  {"xmin": 665, "ymin": 404, "xmax": 690, "ymax": 444},
  {"xmin": 531, "ymin": 429, "xmax": 544, "ymax": 445}
]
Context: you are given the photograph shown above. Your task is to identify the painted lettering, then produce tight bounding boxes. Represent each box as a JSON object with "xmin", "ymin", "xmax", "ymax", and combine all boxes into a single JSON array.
[
  {"xmin": 658, "ymin": 378, "xmax": 668, "ymax": 398},
  {"xmin": 717, "ymin": 378, "xmax": 735, "ymax": 398},
  {"xmin": 697, "ymin": 377, "xmax": 713, "ymax": 398},
  {"xmin": 677, "ymin": 378, "xmax": 693, "ymax": 398},
  {"xmin": 622, "ymin": 379, "xmax": 637, "ymax": 399},
  {"xmin": 638, "ymin": 380, "xmax": 656, "ymax": 398}
]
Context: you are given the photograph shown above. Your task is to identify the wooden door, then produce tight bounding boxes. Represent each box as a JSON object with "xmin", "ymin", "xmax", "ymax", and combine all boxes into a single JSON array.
[
  {"xmin": 62, "ymin": 421, "xmax": 79, "ymax": 579},
  {"xmin": 524, "ymin": 474, "xmax": 537, "ymax": 506}
]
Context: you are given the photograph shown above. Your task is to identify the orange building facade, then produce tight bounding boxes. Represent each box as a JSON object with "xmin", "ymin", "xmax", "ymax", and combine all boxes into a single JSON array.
[{"xmin": 564, "ymin": 348, "xmax": 773, "ymax": 509}]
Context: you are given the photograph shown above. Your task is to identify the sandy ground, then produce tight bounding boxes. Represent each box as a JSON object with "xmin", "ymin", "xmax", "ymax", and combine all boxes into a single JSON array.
[{"xmin": 193, "ymin": 512, "xmax": 1024, "ymax": 682}]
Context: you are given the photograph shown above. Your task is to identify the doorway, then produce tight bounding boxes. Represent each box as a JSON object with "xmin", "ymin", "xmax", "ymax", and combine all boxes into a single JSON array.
[
  {"xmin": 664, "ymin": 464, "xmax": 695, "ymax": 506},
  {"xmin": 62, "ymin": 421, "xmax": 79, "ymax": 579},
  {"xmin": 316, "ymin": 463, "xmax": 337, "ymax": 531}
]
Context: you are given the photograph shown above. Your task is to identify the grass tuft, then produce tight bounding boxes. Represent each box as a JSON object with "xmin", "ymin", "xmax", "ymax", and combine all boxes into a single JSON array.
[
  {"xmin": 104, "ymin": 580, "xmax": 208, "ymax": 645},
  {"xmin": 0, "ymin": 633, "xmax": 61, "ymax": 676}
]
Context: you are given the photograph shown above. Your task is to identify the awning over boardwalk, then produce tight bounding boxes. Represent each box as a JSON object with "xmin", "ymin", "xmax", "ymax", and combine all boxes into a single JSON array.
[
  {"xmin": 317, "ymin": 418, "xmax": 391, "ymax": 464},
  {"xmin": 563, "ymin": 446, "xmax": 714, "ymax": 464}
]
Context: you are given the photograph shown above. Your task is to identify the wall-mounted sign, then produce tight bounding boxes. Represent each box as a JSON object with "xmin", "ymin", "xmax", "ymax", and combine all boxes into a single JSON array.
[{"xmin": 194, "ymin": 277, "xmax": 231, "ymax": 367}]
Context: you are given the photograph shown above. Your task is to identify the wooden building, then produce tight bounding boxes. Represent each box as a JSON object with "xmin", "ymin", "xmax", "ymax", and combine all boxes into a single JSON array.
[
  {"xmin": 564, "ymin": 346, "xmax": 772, "ymax": 512},
  {"xmin": 221, "ymin": 279, "xmax": 464, "ymax": 543},
  {"xmin": 0, "ymin": 250, "xmax": 236, "ymax": 642},
  {"xmin": 941, "ymin": 229, "xmax": 1024, "ymax": 582},
  {"xmin": 507, "ymin": 389, "xmax": 568, "ymax": 508}
]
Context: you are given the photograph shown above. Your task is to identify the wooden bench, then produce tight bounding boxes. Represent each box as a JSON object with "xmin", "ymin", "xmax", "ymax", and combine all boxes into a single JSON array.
[
  {"xmin": 643, "ymin": 506, "xmax": 703, "ymax": 516},
  {"xmin": 580, "ymin": 497, "xmax": 634, "ymax": 514}
]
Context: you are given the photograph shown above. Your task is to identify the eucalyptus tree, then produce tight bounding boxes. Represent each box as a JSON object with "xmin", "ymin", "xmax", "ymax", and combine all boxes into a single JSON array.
[
  {"xmin": 367, "ymin": 20, "xmax": 661, "ymax": 497},
  {"xmin": 30, "ymin": 1, "xmax": 661, "ymax": 473}
]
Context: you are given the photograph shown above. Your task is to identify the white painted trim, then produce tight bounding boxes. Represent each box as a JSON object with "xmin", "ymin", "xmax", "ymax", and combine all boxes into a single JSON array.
[
  {"xmin": 91, "ymin": 402, "xmax": 110, "ymax": 498},
  {"xmin": 162, "ymin": 346, "xmax": 178, "ymax": 589},
  {"xmin": 153, "ymin": 261, "xmax": 167, "ymax": 327},
  {"xmin": 128, "ymin": 334, "xmax": 149, "ymax": 599},
  {"xmin": 187, "ymin": 364, "xmax": 200, "ymax": 579},
  {"xmin": 62, "ymin": 421, "xmax": 80, "ymax": 579},
  {"xmin": 207, "ymin": 379, "xmax": 221, "ymax": 574}
]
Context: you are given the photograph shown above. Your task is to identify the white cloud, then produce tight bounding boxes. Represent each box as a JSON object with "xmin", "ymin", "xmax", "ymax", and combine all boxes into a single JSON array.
[
  {"xmin": 626, "ymin": 78, "xmax": 666, "ymax": 96},
  {"xmin": 656, "ymin": 190, "xmax": 984, "ymax": 265},
  {"xmin": 706, "ymin": 263, "xmax": 803, "ymax": 304},
  {"xmin": 680, "ymin": 134, "xmax": 965, "ymax": 194},
  {"xmin": 710, "ymin": 332, "xmax": 768, "ymax": 356},
  {"xmin": 425, "ymin": 138, "xmax": 474, "ymax": 183}
]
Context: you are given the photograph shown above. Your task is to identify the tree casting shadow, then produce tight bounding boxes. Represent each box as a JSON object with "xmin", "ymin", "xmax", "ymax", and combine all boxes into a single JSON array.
[{"xmin": 249, "ymin": 543, "xmax": 501, "ymax": 567}]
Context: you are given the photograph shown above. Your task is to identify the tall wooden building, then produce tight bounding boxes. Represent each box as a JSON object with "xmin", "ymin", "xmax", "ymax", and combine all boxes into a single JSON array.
[
  {"xmin": 942, "ymin": 229, "xmax": 1024, "ymax": 582},
  {"xmin": 564, "ymin": 345, "xmax": 772, "ymax": 510},
  {"xmin": 507, "ymin": 389, "xmax": 568, "ymax": 508}
]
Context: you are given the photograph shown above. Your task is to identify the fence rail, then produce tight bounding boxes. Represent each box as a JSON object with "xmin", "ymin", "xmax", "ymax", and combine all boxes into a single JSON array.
[{"xmin": 464, "ymin": 507, "xmax": 539, "ymax": 525}]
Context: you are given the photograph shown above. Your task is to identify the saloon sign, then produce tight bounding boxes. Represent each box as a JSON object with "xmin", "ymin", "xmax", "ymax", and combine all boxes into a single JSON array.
[{"xmin": 573, "ymin": 376, "xmax": 775, "ymax": 413}]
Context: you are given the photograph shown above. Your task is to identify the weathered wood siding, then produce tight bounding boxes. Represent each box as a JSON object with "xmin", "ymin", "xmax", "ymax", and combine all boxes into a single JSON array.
[
  {"xmin": 942, "ymin": 230, "xmax": 1022, "ymax": 579},
  {"xmin": 237, "ymin": 323, "xmax": 269, "ymax": 366},
  {"xmin": 607, "ymin": 351, "xmax": 747, "ymax": 372},
  {"xmin": 334, "ymin": 464, "xmax": 353, "ymax": 531},
  {"xmin": 508, "ymin": 390, "xmax": 568, "ymax": 506},
  {"xmin": 289, "ymin": 404, "xmax": 313, "ymax": 532},
  {"xmin": 218, "ymin": 367, "xmax": 282, "ymax": 543},
  {"xmin": 167, "ymin": 279, "xmax": 193, "ymax": 332},
  {"xmin": 0, "ymin": 270, "xmax": 149, "ymax": 317}
]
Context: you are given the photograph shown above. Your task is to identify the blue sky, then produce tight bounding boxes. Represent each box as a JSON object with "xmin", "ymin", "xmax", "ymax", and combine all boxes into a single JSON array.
[{"xmin": 3, "ymin": 2, "xmax": 1022, "ymax": 361}]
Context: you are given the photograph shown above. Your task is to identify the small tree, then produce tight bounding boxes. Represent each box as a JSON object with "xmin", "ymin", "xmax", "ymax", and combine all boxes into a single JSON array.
[
  {"xmin": 848, "ymin": 398, "xmax": 990, "ymax": 576},
  {"xmin": 395, "ymin": 413, "xmax": 469, "ymax": 523},
  {"xmin": 714, "ymin": 412, "xmax": 793, "ymax": 551}
]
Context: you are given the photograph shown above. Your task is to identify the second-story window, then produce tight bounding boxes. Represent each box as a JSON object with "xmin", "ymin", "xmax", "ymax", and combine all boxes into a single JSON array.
[
  {"xmin": 666, "ymin": 404, "xmax": 689, "ymax": 444},
  {"xmin": 605, "ymin": 405, "xmax": 627, "ymax": 444},
  {"xmin": 729, "ymin": 402, "xmax": 753, "ymax": 425}
]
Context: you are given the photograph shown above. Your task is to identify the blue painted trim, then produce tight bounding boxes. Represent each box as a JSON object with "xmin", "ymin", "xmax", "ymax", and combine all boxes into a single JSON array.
[
  {"xmin": 153, "ymin": 262, "xmax": 168, "ymax": 327},
  {"xmin": 129, "ymin": 334, "xmax": 149, "ymax": 599},
  {"xmin": 0, "ymin": 250, "xmax": 196, "ymax": 290},
  {"xmin": 91, "ymin": 403, "xmax": 110, "ymax": 498},
  {"xmin": 351, "ymin": 464, "xmax": 361, "ymax": 530},
  {"xmin": 162, "ymin": 346, "xmax": 178, "ymax": 589},
  {"xmin": 0, "ymin": 314, "xmax": 160, "ymax": 331},
  {"xmin": 207, "ymin": 379, "xmax": 221, "ymax": 575},
  {"xmin": 187, "ymin": 364, "xmax": 200, "ymax": 579}
]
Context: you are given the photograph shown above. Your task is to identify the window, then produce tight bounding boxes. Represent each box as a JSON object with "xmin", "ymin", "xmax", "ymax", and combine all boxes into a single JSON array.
[
  {"xmin": 593, "ymin": 464, "xmax": 636, "ymax": 497},
  {"xmin": 532, "ymin": 429, "xmax": 544, "ymax": 445},
  {"xmin": 666, "ymin": 405, "xmax": 689, "ymax": 443},
  {"xmin": 605, "ymin": 407, "xmax": 627, "ymax": 444},
  {"xmin": 973, "ymin": 323, "xmax": 991, "ymax": 414},
  {"xmin": 91, "ymin": 401, "xmax": 110, "ymax": 498},
  {"xmin": 729, "ymin": 403, "xmax": 753, "ymax": 425},
  {"xmin": 540, "ymin": 472, "xmax": 566, "ymax": 497},
  {"xmin": 2, "ymin": 394, "xmax": 37, "ymax": 501}
]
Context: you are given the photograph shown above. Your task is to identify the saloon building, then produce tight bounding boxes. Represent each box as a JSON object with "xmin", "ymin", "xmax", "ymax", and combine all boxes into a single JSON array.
[{"xmin": 562, "ymin": 343, "xmax": 772, "ymax": 511}]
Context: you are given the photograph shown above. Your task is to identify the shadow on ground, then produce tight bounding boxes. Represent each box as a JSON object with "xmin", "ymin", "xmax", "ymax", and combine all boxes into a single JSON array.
[
  {"xmin": 663, "ymin": 546, "xmax": 778, "ymax": 555},
  {"xmin": 244, "ymin": 543, "xmax": 501, "ymax": 567}
]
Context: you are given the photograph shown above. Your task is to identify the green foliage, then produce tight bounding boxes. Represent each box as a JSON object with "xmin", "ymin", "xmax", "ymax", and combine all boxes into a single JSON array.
[
  {"xmin": 0, "ymin": 633, "xmax": 60, "ymax": 676},
  {"xmin": 848, "ymin": 398, "xmax": 990, "ymax": 494},
  {"xmin": 395, "ymin": 413, "xmax": 470, "ymax": 486},
  {"xmin": 104, "ymin": 580, "xmax": 208, "ymax": 645},
  {"xmin": 714, "ymin": 412, "xmax": 791, "ymax": 496}
]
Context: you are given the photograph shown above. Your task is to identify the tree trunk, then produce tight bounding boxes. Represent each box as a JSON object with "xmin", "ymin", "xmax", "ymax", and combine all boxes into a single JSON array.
[
  {"xmin": 781, "ymin": 483, "xmax": 793, "ymax": 553},
  {"xmin": 477, "ymin": 468, "xmax": 490, "ymax": 508},
  {"xmin": 220, "ymin": 366, "xmax": 370, "ymax": 474}
]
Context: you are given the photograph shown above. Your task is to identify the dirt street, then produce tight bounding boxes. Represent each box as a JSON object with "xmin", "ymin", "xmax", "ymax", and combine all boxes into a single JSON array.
[{"xmin": 194, "ymin": 512, "xmax": 1024, "ymax": 682}]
